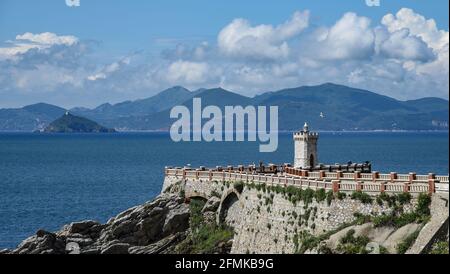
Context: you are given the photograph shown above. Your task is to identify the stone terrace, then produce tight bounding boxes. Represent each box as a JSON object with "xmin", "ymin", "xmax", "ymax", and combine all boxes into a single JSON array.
[{"xmin": 165, "ymin": 164, "xmax": 449, "ymax": 195}]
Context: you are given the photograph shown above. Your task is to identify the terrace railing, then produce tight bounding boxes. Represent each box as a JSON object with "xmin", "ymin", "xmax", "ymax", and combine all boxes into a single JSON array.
[{"xmin": 165, "ymin": 166, "xmax": 449, "ymax": 195}]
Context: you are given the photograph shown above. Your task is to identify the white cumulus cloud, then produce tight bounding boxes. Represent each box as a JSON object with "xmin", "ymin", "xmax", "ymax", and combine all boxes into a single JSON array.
[
  {"xmin": 382, "ymin": 8, "xmax": 449, "ymax": 53},
  {"xmin": 0, "ymin": 32, "xmax": 80, "ymax": 61},
  {"xmin": 314, "ymin": 12, "xmax": 375, "ymax": 61},
  {"xmin": 378, "ymin": 28, "xmax": 435, "ymax": 62},
  {"xmin": 16, "ymin": 32, "xmax": 78, "ymax": 46},
  {"xmin": 218, "ymin": 11, "xmax": 309, "ymax": 60},
  {"xmin": 166, "ymin": 60, "xmax": 213, "ymax": 85}
]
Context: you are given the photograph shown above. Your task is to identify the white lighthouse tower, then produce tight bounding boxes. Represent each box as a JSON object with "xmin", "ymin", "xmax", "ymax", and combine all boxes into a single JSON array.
[{"xmin": 293, "ymin": 122, "xmax": 319, "ymax": 169}]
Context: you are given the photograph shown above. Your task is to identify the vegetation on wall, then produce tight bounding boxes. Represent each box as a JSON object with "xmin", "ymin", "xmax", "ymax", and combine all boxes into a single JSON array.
[
  {"xmin": 429, "ymin": 241, "xmax": 450, "ymax": 254},
  {"xmin": 396, "ymin": 227, "xmax": 422, "ymax": 254},
  {"xmin": 233, "ymin": 181, "xmax": 244, "ymax": 194},
  {"xmin": 351, "ymin": 191, "xmax": 372, "ymax": 204},
  {"xmin": 373, "ymin": 193, "xmax": 431, "ymax": 228},
  {"xmin": 336, "ymin": 229, "xmax": 370, "ymax": 254},
  {"xmin": 207, "ymin": 179, "xmax": 433, "ymax": 254},
  {"xmin": 176, "ymin": 198, "xmax": 234, "ymax": 254}
]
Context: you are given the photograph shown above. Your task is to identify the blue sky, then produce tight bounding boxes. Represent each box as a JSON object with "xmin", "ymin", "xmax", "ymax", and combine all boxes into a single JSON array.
[
  {"xmin": 0, "ymin": 0, "xmax": 449, "ymax": 108},
  {"xmin": 1, "ymin": 0, "xmax": 448, "ymax": 54}
]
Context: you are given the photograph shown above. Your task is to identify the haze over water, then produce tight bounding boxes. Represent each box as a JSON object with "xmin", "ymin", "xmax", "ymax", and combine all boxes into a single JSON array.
[{"xmin": 0, "ymin": 131, "xmax": 448, "ymax": 249}]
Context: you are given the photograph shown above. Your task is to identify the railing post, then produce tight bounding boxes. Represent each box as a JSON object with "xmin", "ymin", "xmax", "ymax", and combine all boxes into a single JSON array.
[
  {"xmin": 390, "ymin": 172, "xmax": 397, "ymax": 183},
  {"xmin": 372, "ymin": 171, "xmax": 379, "ymax": 181},
  {"xmin": 409, "ymin": 173, "xmax": 416, "ymax": 183},
  {"xmin": 380, "ymin": 182, "xmax": 386, "ymax": 193},
  {"xmin": 332, "ymin": 180, "xmax": 340, "ymax": 193},
  {"xmin": 428, "ymin": 179, "xmax": 436, "ymax": 194},
  {"xmin": 302, "ymin": 170, "xmax": 309, "ymax": 177},
  {"xmin": 319, "ymin": 171, "xmax": 326, "ymax": 180},
  {"xmin": 337, "ymin": 171, "xmax": 343, "ymax": 179},
  {"xmin": 356, "ymin": 181, "xmax": 362, "ymax": 192},
  {"xmin": 428, "ymin": 173, "xmax": 436, "ymax": 180},
  {"xmin": 354, "ymin": 171, "xmax": 361, "ymax": 180},
  {"xmin": 403, "ymin": 183, "xmax": 410, "ymax": 193}
]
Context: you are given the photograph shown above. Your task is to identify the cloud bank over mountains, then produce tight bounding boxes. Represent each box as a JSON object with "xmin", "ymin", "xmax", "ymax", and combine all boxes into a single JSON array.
[{"xmin": 0, "ymin": 8, "xmax": 448, "ymax": 107}]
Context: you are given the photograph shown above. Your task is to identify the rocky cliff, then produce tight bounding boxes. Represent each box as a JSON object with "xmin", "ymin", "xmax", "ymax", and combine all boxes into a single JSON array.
[
  {"xmin": 0, "ymin": 191, "xmax": 233, "ymax": 255},
  {"xmin": 2, "ymin": 179, "xmax": 448, "ymax": 255}
]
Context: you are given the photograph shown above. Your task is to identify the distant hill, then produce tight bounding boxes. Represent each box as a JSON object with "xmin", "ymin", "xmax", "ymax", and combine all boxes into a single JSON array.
[
  {"xmin": 70, "ymin": 86, "xmax": 194, "ymax": 123},
  {"xmin": 0, "ymin": 103, "xmax": 66, "ymax": 131},
  {"xmin": 1, "ymin": 83, "xmax": 448, "ymax": 131},
  {"xmin": 43, "ymin": 113, "xmax": 116, "ymax": 133},
  {"xmin": 252, "ymin": 83, "xmax": 449, "ymax": 130},
  {"xmin": 106, "ymin": 88, "xmax": 253, "ymax": 130}
]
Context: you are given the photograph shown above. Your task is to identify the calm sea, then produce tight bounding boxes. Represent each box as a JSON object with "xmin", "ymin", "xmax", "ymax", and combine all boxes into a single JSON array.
[{"xmin": 0, "ymin": 132, "xmax": 448, "ymax": 249}]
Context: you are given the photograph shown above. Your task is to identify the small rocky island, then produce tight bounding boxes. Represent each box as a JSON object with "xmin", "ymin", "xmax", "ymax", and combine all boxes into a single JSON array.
[{"xmin": 43, "ymin": 112, "xmax": 116, "ymax": 133}]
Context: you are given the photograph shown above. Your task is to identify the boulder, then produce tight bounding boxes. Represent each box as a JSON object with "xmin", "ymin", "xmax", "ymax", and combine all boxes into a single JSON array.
[
  {"xmin": 13, "ymin": 230, "xmax": 66, "ymax": 254},
  {"xmin": 101, "ymin": 243, "xmax": 131, "ymax": 254},
  {"xmin": 163, "ymin": 203, "xmax": 190, "ymax": 236},
  {"xmin": 202, "ymin": 197, "xmax": 221, "ymax": 213},
  {"xmin": 68, "ymin": 220, "xmax": 100, "ymax": 234},
  {"xmin": 128, "ymin": 232, "xmax": 187, "ymax": 254}
]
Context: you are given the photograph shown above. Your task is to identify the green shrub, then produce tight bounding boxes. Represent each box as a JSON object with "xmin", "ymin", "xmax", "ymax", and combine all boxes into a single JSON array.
[
  {"xmin": 396, "ymin": 228, "xmax": 421, "ymax": 254},
  {"xmin": 394, "ymin": 212, "xmax": 420, "ymax": 227},
  {"xmin": 376, "ymin": 196, "xmax": 383, "ymax": 206},
  {"xmin": 379, "ymin": 192, "xmax": 397, "ymax": 207},
  {"xmin": 286, "ymin": 185, "xmax": 297, "ymax": 198},
  {"xmin": 416, "ymin": 193, "xmax": 431, "ymax": 216},
  {"xmin": 351, "ymin": 191, "xmax": 372, "ymax": 204},
  {"xmin": 315, "ymin": 189, "xmax": 326, "ymax": 202},
  {"xmin": 379, "ymin": 192, "xmax": 390, "ymax": 202},
  {"xmin": 233, "ymin": 181, "xmax": 244, "ymax": 193},
  {"xmin": 326, "ymin": 190, "xmax": 334, "ymax": 206},
  {"xmin": 181, "ymin": 198, "xmax": 235, "ymax": 254},
  {"xmin": 337, "ymin": 192, "xmax": 347, "ymax": 200},
  {"xmin": 302, "ymin": 188, "xmax": 315, "ymax": 205},
  {"xmin": 379, "ymin": 246, "xmax": 389, "ymax": 254},
  {"xmin": 430, "ymin": 241, "xmax": 450, "ymax": 254},
  {"xmin": 297, "ymin": 232, "xmax": 321, "ymax": 254},
  {"xmin": 353, "ymin": 213, "xmax": 372, "ymax": 225},
  {"xmin": 397, "ymin": 192, "xmax": 412, "ymax": 205},
  {"xmin": 337, "ymin": 229, "xmax": 370, "ymax": 254}
]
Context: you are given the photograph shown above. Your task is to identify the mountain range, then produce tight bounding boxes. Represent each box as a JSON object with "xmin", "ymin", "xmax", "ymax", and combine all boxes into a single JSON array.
[{"xmin": 0, "ymin": 83, "xmax": 448, "ymax": 131}]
